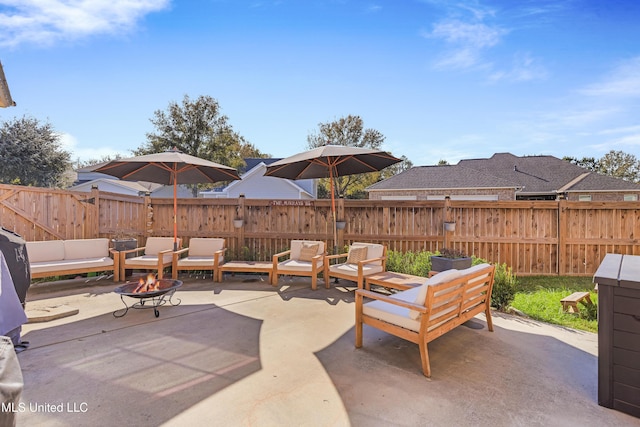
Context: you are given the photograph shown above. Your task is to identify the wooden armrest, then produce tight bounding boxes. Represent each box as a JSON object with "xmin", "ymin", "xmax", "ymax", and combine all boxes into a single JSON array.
[
  {"xmin": 355, "ymin": 289, "xmax": 427, "ymax": 313},
  {"xmin": 174, "ymin": 247, "xmax": 189, "ymax": 256},
  {"xmin": 120, "ymin": 246, "xmax": 145, "ymax": 255},
  {"xmin": 273, "ymin": 249, "xmax": 292, "ymax": 261},
  {"xmin": 325, "ymin": 253, "xmax": 348, "ymax": 261},
  {"xmin": 158, "ymin": 248, "xmax": 174, "ymax": 255},
  {"xmin": 358, "ymin": 255, "xmax": 386, "ymax": 265},
  {"xmin": 311, "ymin": 253, "xmax": 326, "ymax": 261}
]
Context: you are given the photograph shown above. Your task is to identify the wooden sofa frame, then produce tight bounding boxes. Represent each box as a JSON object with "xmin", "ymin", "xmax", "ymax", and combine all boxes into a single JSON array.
[{"xmin": 355, "ymin": 264, "xmax": 496, "ymax": 377}]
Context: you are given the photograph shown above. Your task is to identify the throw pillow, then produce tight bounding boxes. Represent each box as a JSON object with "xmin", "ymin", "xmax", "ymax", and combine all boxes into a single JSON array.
[
  {"xmin": 299, "ymin": 243, "xmax": 320, "ymax": 262},
  {"xmin": 346, "ymin": 246, "xmax": 368, "ymax": 264}
]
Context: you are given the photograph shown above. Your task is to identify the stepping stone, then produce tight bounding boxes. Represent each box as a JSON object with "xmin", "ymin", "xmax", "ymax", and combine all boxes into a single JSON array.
[{"xmin": 26, "ymin": 304, "xmax": 79, "ymax": 323}]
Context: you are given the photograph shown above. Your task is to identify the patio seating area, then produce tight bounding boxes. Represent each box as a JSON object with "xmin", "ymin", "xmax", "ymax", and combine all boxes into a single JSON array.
[{"xmin": 13, "ymin": 274, "xmax": 640, "ymax": 426}]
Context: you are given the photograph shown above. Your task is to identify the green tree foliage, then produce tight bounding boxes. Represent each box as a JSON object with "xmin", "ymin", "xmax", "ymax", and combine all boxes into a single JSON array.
[
  {"xmin": 564, "ymin": 150, "xmax": 640, "ymax": 182},
  {"xmin": 0, "ymin": 116, "xmax": 71, "ymax": 187},
  {"xmin": 598, "ymin": 150, "xmax": 640, "ymax": 182},
  {"xmin": 136, "ymin": 94, "xmax": 268, "ymax": 195},
  {"xmin": 306, "ymin": 114, "xmax": 411, "ymax": 199}
]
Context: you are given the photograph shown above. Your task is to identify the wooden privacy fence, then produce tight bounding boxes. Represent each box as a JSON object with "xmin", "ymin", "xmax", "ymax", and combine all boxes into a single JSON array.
[{"xmin": 1, "ymin": 183, "xmax": 638, "ymax": 276}]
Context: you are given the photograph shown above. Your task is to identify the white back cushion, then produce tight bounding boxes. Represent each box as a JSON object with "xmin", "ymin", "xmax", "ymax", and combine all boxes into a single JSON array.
[
  {"xmin": 188, "ymin": 238, "xmax": 224, "ymax": 256},
  {"xmin": 350, "ymin": 242, "xmax": 384, "ymax": 264},
  {"xmin": 64, "ymin": 238, "xmax": 109, "ymax": 260},
  {"xmin": 290, "ymin": 240, "xmax": 324, "ymax": 260},
  {"xmin": 145, "ymin": 237, "xmax": 177, "ymax": 255},
  {"xmin": 26, "ymin": 240, "xmax": 65, "ymax": 263}
]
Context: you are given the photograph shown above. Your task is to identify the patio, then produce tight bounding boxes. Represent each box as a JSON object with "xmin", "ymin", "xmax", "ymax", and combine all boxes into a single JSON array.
[{"xmin": 14, "ymin": 275, "xmax": 640, "ymax": 426}]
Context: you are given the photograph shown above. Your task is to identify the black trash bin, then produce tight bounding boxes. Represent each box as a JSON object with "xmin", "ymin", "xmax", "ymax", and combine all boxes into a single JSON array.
[{"xmin": 0, "ymin": 227, "xmax": 30, "ymax": 307}]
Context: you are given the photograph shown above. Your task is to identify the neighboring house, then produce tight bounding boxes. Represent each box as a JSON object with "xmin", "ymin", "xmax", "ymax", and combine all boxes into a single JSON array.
[
  {"xmin": 71, "ymin": 163, "xmax": 192, "ymax": 198},
  {"xmin": 199, "ymin": 158, "xmax": 316, "ymax": 199},
  {"xmin": 367, "ymin": 152, "xmax": 640, "ymax": 201}
]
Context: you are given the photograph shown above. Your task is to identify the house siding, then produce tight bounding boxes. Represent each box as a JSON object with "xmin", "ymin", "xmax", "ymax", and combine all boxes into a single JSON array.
[
  {"xmin": 369, "ymin": 188, "xmax": 516, "ymax": 201},
  {"xmin": 565, "ymin": 192, "xmax": 640, "ymax": 202}
]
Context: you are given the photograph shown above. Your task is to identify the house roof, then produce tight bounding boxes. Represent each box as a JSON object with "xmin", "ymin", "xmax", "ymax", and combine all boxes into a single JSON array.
[
  {"xmin": 367, "ymin": 165, "xmax": 517, "ymax": 191},
  {"xmin": 367, "ymin": 152, "xmax": 640, "ymax": 195},
  {"xmin": 459, "ymin": 153, "xmax": 640, "ymax": 194}
]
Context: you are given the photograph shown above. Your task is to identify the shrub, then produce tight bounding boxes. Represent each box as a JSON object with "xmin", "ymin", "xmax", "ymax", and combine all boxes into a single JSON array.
[
  {"xmin": 386, "ymin": 250, "xmax": 433, "ymax": 276},
  {"xmin": 490, "ymin": 262, "xmax": 518, "ymax": 311}
]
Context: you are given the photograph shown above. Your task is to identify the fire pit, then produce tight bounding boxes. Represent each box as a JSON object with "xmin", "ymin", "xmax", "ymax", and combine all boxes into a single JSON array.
[{"xmin": 113, "ymin": 274, "xmax": 182, "ymax": 318}]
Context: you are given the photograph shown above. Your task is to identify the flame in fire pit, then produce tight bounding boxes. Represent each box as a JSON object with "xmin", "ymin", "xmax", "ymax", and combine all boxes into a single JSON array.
[{"xmin": 133, "ymin": 273, "xmax": 160, "ymax": 293}]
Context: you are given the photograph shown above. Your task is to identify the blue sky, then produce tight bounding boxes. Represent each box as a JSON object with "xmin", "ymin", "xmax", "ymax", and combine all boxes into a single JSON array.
[{"xmin": 1, "ymin": 0, "xmax": 640, "ymax": 167}]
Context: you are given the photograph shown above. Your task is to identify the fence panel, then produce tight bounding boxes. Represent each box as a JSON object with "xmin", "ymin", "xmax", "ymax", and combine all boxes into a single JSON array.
[{"xmin": 2, "ymin": 183, "xmax": 639, "ymax": 276}]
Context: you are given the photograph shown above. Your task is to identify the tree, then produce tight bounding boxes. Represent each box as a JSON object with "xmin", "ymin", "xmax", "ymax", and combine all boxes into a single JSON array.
[
  {"xmin": 564, "ymin": 150, "xmax": 640, "ymax": 182},
  {"xmin": 306, "ymin": 115, "xmax": 409, "ymax": 198},
  {"xmin": 563, "ymin": 155, "xmax": 598, "ymax": 171},
  {"xmin": 598, "ymin": 150, "xmax": 640, "ymax": 182},
  {"xmin": 0, "ymin": 116, "xmax": 71, "ymax": 187},
  {"xmin": 137, "ymin": 95, "xmax": 268, "ymax": 195}
]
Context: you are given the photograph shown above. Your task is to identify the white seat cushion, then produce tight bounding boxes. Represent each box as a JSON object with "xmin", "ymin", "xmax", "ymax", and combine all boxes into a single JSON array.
[
  {"xmin": 124, "ymin": 254, "xmax": 173, "ymax": 266},
  {"xmin": 30, "ymin": 257, "xmax": 114, "ymax": 275},
  {"xmin": 329, "ymin": 263, "xmax": 384, "ymax": 277},
  {"xmin": 177, "ymin": 256, "xmax": 220, "ymax": 268},
  {"xmin": 277, "ymin": 258, "xmax": 322, "ymax": 272},
  {"xmin": 363, "ymin": 299, "xmax": 420, "ymax": 332}
]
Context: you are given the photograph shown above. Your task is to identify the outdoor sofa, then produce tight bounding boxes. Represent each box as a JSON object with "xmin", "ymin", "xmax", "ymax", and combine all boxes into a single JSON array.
[
  {"xmin": 26, "ymin": 238, "xmax": 120, "ymax": 282},
  {"xmin": 355, "ymin": 263, "xmax": 496, "ymax": 377}
]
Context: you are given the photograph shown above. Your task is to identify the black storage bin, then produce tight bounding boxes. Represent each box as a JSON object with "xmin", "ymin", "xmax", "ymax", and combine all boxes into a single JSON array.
[
  {"xmin": 594, "ymin": 253, "xmax": 640, "ymax": 419},
  {"xmin": 0, "ymin": 227, "xmax": 30, "ymax": 307}
]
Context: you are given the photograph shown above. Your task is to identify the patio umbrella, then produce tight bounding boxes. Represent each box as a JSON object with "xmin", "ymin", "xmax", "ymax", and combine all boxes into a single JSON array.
[
  {"xmin": 95, "ymin": 148, "xmax": 241, "ymax": 250},
  {"xmin": 264, "ymin": 145, "xmax": 402, "ymax": 250}
]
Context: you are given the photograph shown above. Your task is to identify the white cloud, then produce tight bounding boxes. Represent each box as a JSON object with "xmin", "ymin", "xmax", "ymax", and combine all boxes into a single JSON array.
[
  {"xmin": 0, "ymin": 0, "xmax": 170, "ymax": 48},
  {"xmin": 579, "ymin": 56, "xmax": 640, "ymax": 97},
  {"xmin": 488, "ymin": 52, "xmax": 548, "ymax": 83},
  {"xmin": 427, "ymin": 19, "xmax": 507, "ymax": 70},
  {"xmin": 59, "ymin": 132, "xmax": 128, "ymax": 163}
]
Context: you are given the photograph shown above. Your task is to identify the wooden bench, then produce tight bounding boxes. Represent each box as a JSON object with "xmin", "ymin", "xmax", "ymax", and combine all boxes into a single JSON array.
[{"xmin": 560, "ymin": 291, "xmax": 593, "ymax": 313}]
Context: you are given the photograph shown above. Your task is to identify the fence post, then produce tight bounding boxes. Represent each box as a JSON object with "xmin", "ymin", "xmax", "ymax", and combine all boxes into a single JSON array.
[
  {"xmin": 236, "ymin": 195, "xmax": 246, "ymax": 259},
  {"xmin": 557, "ymin": 200, "xmax": 565, "ymax": 275},
  {"xmin": 443, "ymin": 196, "xmax": 453, "ymax": 248},
  {"xmin": 90, "ymin": 186, "xmax": 100, "ymax": 238}
]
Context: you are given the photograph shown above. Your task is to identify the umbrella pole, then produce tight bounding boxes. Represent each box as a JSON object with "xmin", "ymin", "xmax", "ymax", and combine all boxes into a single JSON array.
[
  {"xmin": 330, "ymin": 165, "xmax": 338, "ymax": 255},
  {"xmin": 173, "ymin": 177, "xmax": 178, "ymax": 251}
]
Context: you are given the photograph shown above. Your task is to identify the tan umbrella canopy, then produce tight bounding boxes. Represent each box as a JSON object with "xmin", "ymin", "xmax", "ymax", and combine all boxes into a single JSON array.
[
  {"xmin": 95, "ymin": 148, "xmax": 241, "ymax": 250},
  {"xmin": 264, "ymin": 145, "xmax": 402, "ymax": 250}
]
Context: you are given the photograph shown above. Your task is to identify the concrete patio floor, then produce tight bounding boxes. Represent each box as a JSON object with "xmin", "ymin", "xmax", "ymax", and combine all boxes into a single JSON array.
[{"xmin": 12, "ymin": 274, "xmax": 640, "ymax": 427}]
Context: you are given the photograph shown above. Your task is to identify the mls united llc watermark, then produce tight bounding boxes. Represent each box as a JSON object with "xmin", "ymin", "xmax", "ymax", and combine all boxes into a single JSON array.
[{"xmin": 2, "ymin": 401, "xmax": 88, "ymax": 413}]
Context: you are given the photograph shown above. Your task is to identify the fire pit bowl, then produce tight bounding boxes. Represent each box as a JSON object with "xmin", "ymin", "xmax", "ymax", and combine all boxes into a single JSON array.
[{"xmin": 113, "ymin": 278, "xmax": 182, "ymax": 318}]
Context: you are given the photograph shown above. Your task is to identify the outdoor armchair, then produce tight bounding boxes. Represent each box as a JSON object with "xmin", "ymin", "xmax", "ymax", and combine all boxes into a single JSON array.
[
  {"xmin": 172, "ymin": 238, "xmax": 226, "ymax": 282},
  {"xmin": 272, "ymin": 240, "xmax": 326, "ymax": 289},
  {"xmin": 119, "ymin": 237, "xmax": 180, "ymax": 281},
  {"xmin": 323, "ymin": 242, "xmax": 386, "ymax": 289}
]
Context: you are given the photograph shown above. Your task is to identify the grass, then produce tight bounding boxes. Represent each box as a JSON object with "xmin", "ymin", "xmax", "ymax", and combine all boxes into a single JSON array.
[{"xmin": 511, "ymin": 276, "xmax": 598, "ymax": 333}]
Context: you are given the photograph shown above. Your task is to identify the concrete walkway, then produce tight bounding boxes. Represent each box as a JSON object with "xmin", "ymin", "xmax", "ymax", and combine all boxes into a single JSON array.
[{"xmin": 12, "ymin": 275, "xmax": 640, "ymax": 426}]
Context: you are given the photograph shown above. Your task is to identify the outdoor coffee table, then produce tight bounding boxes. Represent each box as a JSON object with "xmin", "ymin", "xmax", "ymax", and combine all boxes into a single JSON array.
[
  {"xmin": 364, "ymin": 271, "xmax": 426, "ymax": 292},
  {"xmin": 219, "ymin": 261, "xmax": 274, "ymax": 285}
]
